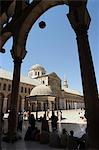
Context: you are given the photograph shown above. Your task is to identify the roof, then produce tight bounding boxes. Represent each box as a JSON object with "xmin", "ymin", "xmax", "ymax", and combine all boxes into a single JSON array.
[
  {"xmin": 30, "ymin": 84, "xmax": 53, "ymax": 96},
  {"xmin": 63, "ymin": 87, "xmax": 81, "ymax": 95},
  {"xmin": 34, "ymin": 72, "xmax": 61, "ymax": 81},
  {"xmin": 0, "ymin": 68, "xmax": 40, "ymax": 85},
  {"xmin": 29, "ymin": 64, "xmax": 46, "ymax": 71}
]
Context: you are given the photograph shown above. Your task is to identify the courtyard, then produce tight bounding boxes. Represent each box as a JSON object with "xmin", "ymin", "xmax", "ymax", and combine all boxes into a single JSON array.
[{"xmin": 2, "ymin": 109, "xmax": 86, "ymax": 150}]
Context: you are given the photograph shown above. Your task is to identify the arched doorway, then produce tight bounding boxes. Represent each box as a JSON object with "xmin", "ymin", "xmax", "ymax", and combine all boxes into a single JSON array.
[{"xmin": 16, "ymin": 2, "xmax": 99, "ymax": 148}]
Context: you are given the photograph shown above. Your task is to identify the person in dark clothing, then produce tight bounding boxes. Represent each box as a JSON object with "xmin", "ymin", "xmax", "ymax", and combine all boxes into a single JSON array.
[
  {"xmin": 24, "ymin": 114, "xmax": 36, "ymax": 141},
  {"xmin": 41, "ymin": 114, "xmax": 49, "ymax": 132},
  {"xmin": 78, "ymin": 128, "xmax": 88, "ymax": 149},
  {"xmin": 67, "ymin": 130, "xmax": 79, "ymax": 150},
  {"xmin": 51, "ymin": 111, "xmax": 58, "ymax": 131},
  {"xmin": 28, "ymin": 114, "xmax": 36, "ymax": 130},
  {"xmin": 24, "ymin": 126, "xmax": 33, "ymax": 141},
  {"xmin": 17, "ymin": 111, "xmax": 23, "ymax": 132}
]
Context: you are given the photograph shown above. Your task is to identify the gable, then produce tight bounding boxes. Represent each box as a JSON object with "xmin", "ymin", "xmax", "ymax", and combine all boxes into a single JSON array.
[{"xmin": 48, "ymin": 72, "xmax": 61, "ymax": 81}]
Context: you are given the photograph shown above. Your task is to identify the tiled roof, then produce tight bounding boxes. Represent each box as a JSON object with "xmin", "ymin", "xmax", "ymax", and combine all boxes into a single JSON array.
[{"xmin": 0, "ymin": 68, "xmax": 40, "ymax": 85}]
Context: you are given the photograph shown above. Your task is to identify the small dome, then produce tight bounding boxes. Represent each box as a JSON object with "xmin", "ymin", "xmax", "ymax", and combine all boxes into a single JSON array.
[
  {"xmin": 29, "ymin": 64, "xmax": 46, "ymax": 71},
  {"xmin": 30, "ymin": 85, "xmax": 53, "ymax": 96},
  {"xmin": 28, "ymin": 64, "xmax": 46, "ymax": 78}
]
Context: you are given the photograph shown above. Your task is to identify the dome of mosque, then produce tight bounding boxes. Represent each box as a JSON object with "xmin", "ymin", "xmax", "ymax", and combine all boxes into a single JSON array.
[
  {"xmin": 28, "ymin": 64, "xmax": 46, "ymax": 78},
  {"xmin": 29, "ymin": 64, "xmax": 46, "ymax": 72},
  {"xmin": 30, "ymin": 84, "xmax": 53, "ymax": 96}
]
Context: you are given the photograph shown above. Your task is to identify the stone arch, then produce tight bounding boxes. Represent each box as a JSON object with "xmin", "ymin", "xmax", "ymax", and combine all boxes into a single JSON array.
[
  {"xmin": 12, "ymin": 0, "xmax": 67, "ymax": 53},
  {"xmin": 0, "ymin": 92, "xmax": 4, "ymax": 112},
  {"xmin": 0, "ymin": 0, "xmax": 68, "ymax": 51}
]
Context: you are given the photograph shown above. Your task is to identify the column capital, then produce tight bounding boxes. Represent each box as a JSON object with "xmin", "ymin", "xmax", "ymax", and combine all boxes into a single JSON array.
[
  {"xmin": 67, "ymin": 3, "xmax": 91, "ymax": 34},
  {"xmin": 10, "ymin": 48, "xmax": 27, "ymax": 62}
]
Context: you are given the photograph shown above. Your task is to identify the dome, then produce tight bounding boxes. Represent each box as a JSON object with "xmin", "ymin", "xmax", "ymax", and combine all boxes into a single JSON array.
[
  {"xmin": 30, "ymin": 85, "xmax": 53, "ymax": 96},
  {"xmin": 28, "ymin": 64, "xmax": 46, "ymax": 78},
  {"xmin": 29, "ymin": 64, "xmax": 46, "ymax": 72}
]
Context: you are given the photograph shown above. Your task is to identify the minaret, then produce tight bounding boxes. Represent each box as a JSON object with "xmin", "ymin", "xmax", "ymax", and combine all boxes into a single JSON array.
[{"xmin": 63, "ymin": 77, "xmax": 68, "ymax": 89}]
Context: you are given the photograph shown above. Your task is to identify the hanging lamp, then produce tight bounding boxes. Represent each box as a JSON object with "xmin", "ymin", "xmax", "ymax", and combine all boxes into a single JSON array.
[{"xmin": 39, "ymin": 21, "xmax": 46, "ymax": 29}]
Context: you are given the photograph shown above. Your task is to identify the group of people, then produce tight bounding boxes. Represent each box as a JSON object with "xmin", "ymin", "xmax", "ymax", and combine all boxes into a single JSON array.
[
  {"xmin": 24, "ymin": 111, "xmax": 58, "ymax": 141},
  {"xmin": 1, "ymin": 110, "xmax": 87, "ymax": 149},
  {"xmin": 23, "ymin": 111, "xmax": 87, "ymax": 149}
]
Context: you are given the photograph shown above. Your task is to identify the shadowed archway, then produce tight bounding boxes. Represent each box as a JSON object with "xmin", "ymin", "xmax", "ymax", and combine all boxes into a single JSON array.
[{"xmin": 0, "ymin": 0, "xmax": 99, "ymax": 148}]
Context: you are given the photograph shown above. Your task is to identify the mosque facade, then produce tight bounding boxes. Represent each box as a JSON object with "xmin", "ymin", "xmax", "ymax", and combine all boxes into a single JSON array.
[{"xmin": 0, "ymin": 64, "xmax": 84, "ymax": 113}]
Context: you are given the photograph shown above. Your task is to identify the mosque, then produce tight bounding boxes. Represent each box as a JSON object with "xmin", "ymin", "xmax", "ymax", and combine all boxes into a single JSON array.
[{"xmin": 0, "ymin": 64, "xmax": 84, "ymax": 114}]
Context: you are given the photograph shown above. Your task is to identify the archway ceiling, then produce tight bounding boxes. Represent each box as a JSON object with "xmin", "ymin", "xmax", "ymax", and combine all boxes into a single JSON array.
[{"xmin": 0, "ymin": 0, "xmax": 87, "ymax": 52}]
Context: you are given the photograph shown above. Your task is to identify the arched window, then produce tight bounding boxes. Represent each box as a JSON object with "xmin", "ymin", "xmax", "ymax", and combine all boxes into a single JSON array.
[
  {"xmin": 35, "ymin": 72, "xmax": 37, "ymax": 76},
  {"xmin": 3, "ymin": 83, "xmax": 6, "ymax": 90},
  {"xmin": 25, "ymin": 87, "xmax": 27, "ymax": 93},
  {"xmin": 21, "ymin": 87, "xmax": 23, "ymax": 93},
  {"xmin": 28, "ymin": 88, "xmax": 30, "ymax": 94},
  {"xmin": 8, "ymin": 84, "xmax": 11, "ymax": 91}
]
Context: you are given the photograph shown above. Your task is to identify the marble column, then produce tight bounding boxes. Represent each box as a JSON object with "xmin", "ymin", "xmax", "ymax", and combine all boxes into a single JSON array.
[
  {"xmin": 3, "ymin": 98, "xmax": 8, "ymax": 113},
  {"xmin": 65, "ymin": 100, "xmax": 67, "ymax": 110},
  {"xmin": 67, "ymin": 3, "xmax": 99, "ymax": 148},
  {"xmin": 49, "ymin": 101, "xmax": 52, "ymax": 110},
  {"xmin": 41, "ymin": 102, "xmax": 43, "ymax": 111},
  {"xmin": 21, "ymin": 99, "xmax": 25, "ymax": 112},
  {"xmin": 36, "ymin": 101, "xmax": 38, "ymax": 120},
  {"xmin": 74, "ymin": 102, "xmax": 77, "ymax": 110}
]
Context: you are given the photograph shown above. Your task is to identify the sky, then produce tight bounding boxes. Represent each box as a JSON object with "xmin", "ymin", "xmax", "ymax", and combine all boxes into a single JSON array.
[{"xmin": 0, "ymin": 0, "xmax": 99, "ymax": 94}]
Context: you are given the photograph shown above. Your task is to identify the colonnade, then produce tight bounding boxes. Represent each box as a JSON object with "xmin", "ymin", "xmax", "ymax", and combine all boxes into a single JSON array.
[
  {"xmin": 0, "ymin": 95, "xmax": 25, "ymax": 113},
  {"xmin": 59, "ymin": 99, "xmax": 84, "ymax": 110}
]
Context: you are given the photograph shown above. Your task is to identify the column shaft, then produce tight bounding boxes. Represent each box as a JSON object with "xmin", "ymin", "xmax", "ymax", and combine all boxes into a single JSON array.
[
  {"xmin": 8, "ymin": 59, "xmax": 22, "ymax": 140},
  {"xmin": 76, "ymin": 30, "xmax": 99, "ymax": 148}
]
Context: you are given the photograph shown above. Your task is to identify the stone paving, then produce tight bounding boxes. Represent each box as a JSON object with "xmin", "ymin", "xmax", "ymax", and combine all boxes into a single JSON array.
[{"xmin": 2, "ymin": 140, "xmax": 63, "ymax": 150}]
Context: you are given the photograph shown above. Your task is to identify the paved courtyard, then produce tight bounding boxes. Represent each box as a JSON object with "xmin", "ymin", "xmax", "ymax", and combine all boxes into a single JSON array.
[{"xmin": 2, "ymin": 141, "xmax": 63, "ymax": 150}]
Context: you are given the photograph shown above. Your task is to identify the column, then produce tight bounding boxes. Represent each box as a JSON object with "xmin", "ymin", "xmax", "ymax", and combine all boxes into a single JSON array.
[
  {"xmin": 3, "ymin": 98, "xmax": 8, "ymax": 113},
  {"xmin": 7, "ymin": 49, "xmax": 27, "ymax": 142},
  {"xmin": 8, "ymin": 57, "xmax": 22, "ymax": 141},
  {"xmin": 67, "ymin": 3, "xmax": 99, "ymax": 148},
  {"xmin": 49, "ymin": 101, "xmax": 52, "ymax": 110},
  {"xmin": 36, "ymin": 101, "xmax": 38, "ymax": 120},
  {"xmin": 0, "ymin": 95, "xmax": 3, "ymax": 150},
  {"xmin": 66, "ymin": 100, "xmax": 67, "ymax": 110},
  {"xmin": 21, "ymin": 99, "xmax": 25, "ymax": 112},
  {"xmin": 74, "ymin": 102, "xmax": 77, "ymax": 110},
  {"xmin": 41, "ymin": 102, "xmax": 43, "ymax": 111}
]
